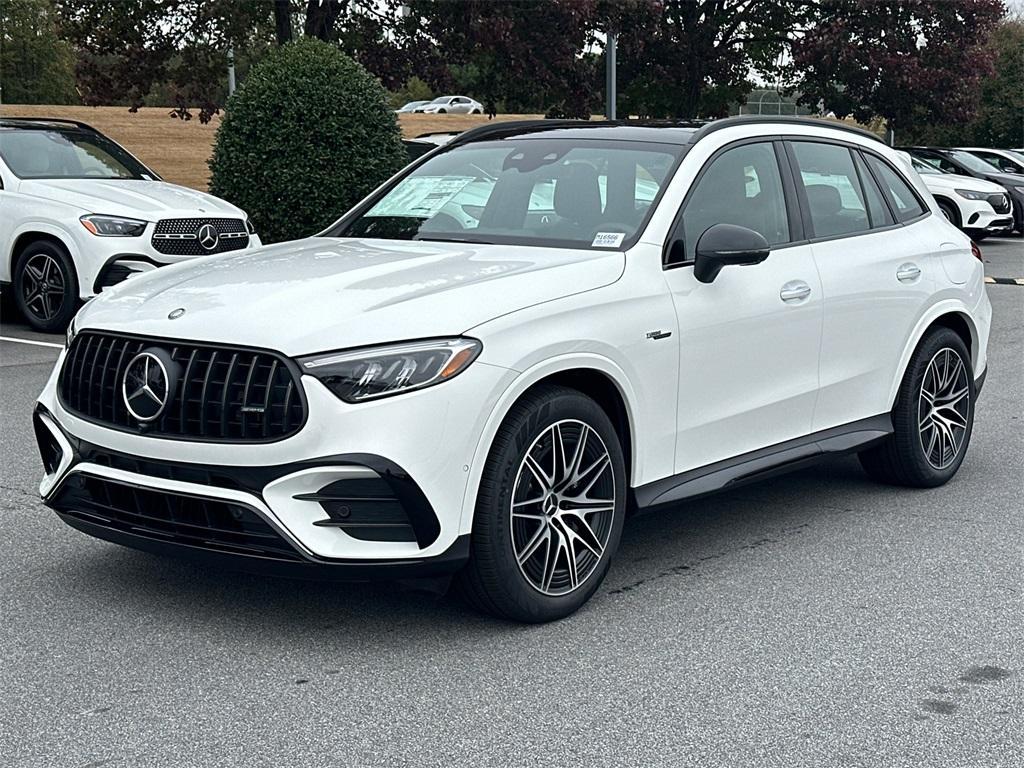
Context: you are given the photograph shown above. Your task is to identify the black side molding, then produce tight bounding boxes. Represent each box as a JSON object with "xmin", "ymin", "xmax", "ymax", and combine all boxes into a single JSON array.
[{"xmin": 635, "ymin": 414, "xmax": 894, "ymax": 509}]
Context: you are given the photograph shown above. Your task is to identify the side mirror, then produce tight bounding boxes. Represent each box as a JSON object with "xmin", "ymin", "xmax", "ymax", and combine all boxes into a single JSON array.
[{"xmin": 693, "ymin": 223, "xmax": 770, "ymax": 284}]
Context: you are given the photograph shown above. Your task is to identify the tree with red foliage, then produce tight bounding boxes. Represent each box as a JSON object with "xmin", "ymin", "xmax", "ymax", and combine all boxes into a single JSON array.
[{"xmin": 790, "ymin": 0, "xmax": 1006, "ymax": 140}]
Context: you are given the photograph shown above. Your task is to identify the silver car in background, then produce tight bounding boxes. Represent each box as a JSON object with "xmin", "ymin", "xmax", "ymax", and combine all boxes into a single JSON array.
[{"xmin": 414, "ymin": 96, "xmax": 484, "ymax": 114}]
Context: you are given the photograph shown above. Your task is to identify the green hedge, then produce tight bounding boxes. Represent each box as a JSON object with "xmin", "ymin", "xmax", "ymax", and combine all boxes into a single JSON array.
[{"xmin": 209, "ymin": 39, "xmax": 407, "ymax": 244}]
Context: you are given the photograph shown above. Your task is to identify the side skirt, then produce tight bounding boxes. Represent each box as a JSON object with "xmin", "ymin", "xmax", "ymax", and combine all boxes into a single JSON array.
[{"xmin": 634, "ymin": 414, "xmax": 893, "ymax": 509}]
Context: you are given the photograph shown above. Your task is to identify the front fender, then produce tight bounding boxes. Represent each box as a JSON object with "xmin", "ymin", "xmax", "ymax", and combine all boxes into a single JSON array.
[{"xmin": 457, "ymin": 352, "xmax": 639, "ymax": 535}]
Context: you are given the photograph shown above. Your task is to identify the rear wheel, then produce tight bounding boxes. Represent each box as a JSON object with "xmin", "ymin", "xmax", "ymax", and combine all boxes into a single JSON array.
[
  {"xmin": 13, "ymin": 240, "xmax": 79, "ymax": 332},
  {"xmin": 859, "ymin": 327, "xmax": 974, "ymax": 487},
  {"xmin": 458, "ymin": 384, "xmax": 626, "ymax": 622}
]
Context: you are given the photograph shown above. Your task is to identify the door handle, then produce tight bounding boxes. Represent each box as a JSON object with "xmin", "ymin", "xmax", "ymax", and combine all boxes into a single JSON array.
[
  {"xmin": 780, "ymin": 280, "xmax": 812, "ymax": 303},
  {"xmin": 896, "ymin": 263, "xmax": 921, "ymax": 283}
]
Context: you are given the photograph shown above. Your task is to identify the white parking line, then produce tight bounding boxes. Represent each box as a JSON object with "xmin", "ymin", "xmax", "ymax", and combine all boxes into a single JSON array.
[{"xmin": 0, "ymin": 335, "xmax": 63, "ymax": 349}]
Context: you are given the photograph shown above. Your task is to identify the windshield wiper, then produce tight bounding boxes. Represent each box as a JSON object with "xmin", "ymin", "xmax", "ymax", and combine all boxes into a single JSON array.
[{"xmin": 413, "ymin": 235, "xmax": 495, "ymax": 245}]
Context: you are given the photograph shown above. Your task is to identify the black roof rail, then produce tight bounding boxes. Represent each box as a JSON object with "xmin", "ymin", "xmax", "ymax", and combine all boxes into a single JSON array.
[
  {"xmin": 444, "ymin": 119, "xmax": 593, "ymax": 147},
  {"xmin": 0, "ymin": 116, "xmax": 100, "ymax": 132},
  {"xmin": 689, "ymin": 115, "xmax": 885, "ymax": 144}
]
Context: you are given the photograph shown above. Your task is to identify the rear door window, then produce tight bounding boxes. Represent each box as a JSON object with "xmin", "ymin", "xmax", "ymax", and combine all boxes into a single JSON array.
[{"xmin": 790, "ymin": 141, "xmax": 871, "ymax": 239}]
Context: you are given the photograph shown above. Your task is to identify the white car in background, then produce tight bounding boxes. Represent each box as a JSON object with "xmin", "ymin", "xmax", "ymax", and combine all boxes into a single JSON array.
[
  {"xmin": 903, "ymin": 153, "xmax": 1014, "ymax": 240},
  {"xmin": 414, "ymin": 96, "xmax": 484, "ymax": 114},
  {"xmin": 0, "ymin": 117, "xmax": 261, "ymax": 332}
]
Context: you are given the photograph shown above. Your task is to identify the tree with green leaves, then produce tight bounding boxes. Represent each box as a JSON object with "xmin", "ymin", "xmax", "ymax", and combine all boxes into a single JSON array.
[
  {"xmin": 609, "ymin": 0, "xmax": 814, "ymax": 119},
  {"xmin": 970, "ymin": 17, "xmax": 1024, "ymax": 147},
  {"xmin": 0, "ymin": 0, "xmax": 78, "ymax": 105},
  {"xmin": 208, "ymin": 38, "xmax": 407, "ymax": 243}
]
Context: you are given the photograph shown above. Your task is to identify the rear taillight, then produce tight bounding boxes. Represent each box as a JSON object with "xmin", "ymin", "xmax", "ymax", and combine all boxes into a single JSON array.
[{"xmin": 971, "ymin": 242, "xmax": 983, "ymax": 262}]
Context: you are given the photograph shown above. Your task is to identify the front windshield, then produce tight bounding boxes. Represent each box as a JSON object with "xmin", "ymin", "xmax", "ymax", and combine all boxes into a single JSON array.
[
  {"xmin": 337, "ymin": 138, "xmax": 682, "ymax": 249},
  {"xmin": 429, "ymin": 97, "xmax": 451, "ymax": 104},
  {"xmin": 0, "ymin": 128, "xmax": 152, "ymax": 180},
  {"xmin": 911, "ymin": 157, "xmax": 943, "ymax": 174},
  {"xmin": 947, "ymin": 150, "xmax": 1002, "ymax": 174}
]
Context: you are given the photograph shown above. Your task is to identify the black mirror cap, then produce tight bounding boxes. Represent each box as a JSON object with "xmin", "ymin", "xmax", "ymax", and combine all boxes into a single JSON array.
[{"xmin": 693, "ymin": 223, "xmax": 770, "ymax": 283}]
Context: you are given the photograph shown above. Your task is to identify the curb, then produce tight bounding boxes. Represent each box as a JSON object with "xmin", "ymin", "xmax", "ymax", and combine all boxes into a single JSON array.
[{"xmin": 984, "ymin": 277, "xmax": 1024, "ymax": 286}]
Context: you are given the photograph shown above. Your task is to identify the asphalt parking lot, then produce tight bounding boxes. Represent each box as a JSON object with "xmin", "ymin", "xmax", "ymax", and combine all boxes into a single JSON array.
[{"xmin": 1, "ymin": 237, "xmax": 1022, "ymax": 767}]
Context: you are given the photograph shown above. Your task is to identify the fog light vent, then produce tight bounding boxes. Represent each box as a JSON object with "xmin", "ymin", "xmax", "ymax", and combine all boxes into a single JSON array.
[
  {"xmin": 33, "ymin": 413, "xmax": 63, "ymax": 475},
  {"xmin": 297, "ymin": 477, "xmax": 418, "ymax": 543}
]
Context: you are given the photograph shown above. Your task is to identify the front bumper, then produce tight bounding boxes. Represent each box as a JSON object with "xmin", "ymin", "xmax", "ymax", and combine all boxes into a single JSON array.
[
  {"xmin": 76, "ymin": 228, "xmax": 263, "ymax": 300},
  {"xmin": 35, "ymin": 350, "xmax": 516, "ymax": 578}
]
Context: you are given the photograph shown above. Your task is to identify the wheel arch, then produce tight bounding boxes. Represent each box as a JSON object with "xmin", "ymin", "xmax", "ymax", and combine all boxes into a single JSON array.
[
  {"xmin": 931, "ymin": 194, "xmax": 962, "ymax": 226},
  {"xmin": 888, "ymin": 303, "xmax": 979, "ymax": 409},
  {"xmin": 9, "ymin": 226, "xmax": 76, "ymax": 279},
  {"xmin": 459, "ymin": 355, "xmax": 639, "ymax": 533}
]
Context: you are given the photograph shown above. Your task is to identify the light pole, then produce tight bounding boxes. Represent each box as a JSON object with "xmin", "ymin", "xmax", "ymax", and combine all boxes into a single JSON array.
[
  {"xmin": 605, "ymin": 32, "xmax": 617, "ymax": 120},
  {"xmin": 227, "ymin": 48, "xmax": 236, "ymax": 97}
]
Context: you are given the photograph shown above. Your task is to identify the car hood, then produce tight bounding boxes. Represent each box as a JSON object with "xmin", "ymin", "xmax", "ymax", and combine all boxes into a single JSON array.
[
  {"xmin": 918, "ymin": 173, "xmax": 1008, "ymax": 195},
  {"xmin": 77, "ymin": 237, "xmax": 625, "ymax": 355},
  {"xmin": 979, "ymin": 171, "xmax": 1024, "ymax": 189},
  {"xmin": 18, "ymin": 179, "xmax": 245, "ymax": 219}
]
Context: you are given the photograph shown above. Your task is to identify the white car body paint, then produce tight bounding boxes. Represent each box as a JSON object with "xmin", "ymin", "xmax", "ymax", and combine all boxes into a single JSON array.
[{"xmin": 37, "ymin": 119, "xmax": 992, "ymax": 572}]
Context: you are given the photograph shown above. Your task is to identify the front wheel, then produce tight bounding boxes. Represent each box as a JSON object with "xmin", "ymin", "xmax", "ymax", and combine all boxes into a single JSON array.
[
  {"xmin": 14, "ymin": 240, "xmax": 79, "ymax": 332},
  {"xmin": 458, "ymin": 385, "xmax": 627, "ymax": 622},
  {"xmin": 859, "ymin": 327, "xmax": 975, "ymax": 487}
]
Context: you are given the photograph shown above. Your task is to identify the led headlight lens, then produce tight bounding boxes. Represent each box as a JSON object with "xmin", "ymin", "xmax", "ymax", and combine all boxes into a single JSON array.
[
  {"xmin": 954, "ymin": 189, "xmax": 987, "ymax": 201},
  {"xmin": 80, "ymin": 214, "xmax": 147, "ymax": 236},
  {"xmin": 245, "ymin": 217, "xmax": 257, "ymax": 235},
  {"xmin": 298, "ymin": 338, "xmax": 482, "ymax": 403}
]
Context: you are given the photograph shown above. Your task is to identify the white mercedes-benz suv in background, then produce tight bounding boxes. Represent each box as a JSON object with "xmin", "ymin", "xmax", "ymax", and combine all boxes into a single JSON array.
[
  {"xmin": 0, "ymin": 118, "xmax": 260, "ymax": 332},
  {"xmin": 904, "ymin": 153, "xmax": 1014, "ymax": 240},
  {"xmin": 35, "ymin": 117, "xmax": 991, "ymax": 622}
]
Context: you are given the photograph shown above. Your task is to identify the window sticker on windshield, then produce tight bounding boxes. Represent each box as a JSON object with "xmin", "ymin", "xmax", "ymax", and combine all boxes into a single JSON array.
[
  {"xmin": 592, "ymin": 232, "xmax": 625, "ymax": 248},
  {"xmin": 368, "ymin": 176, "xmax": 475, "ymax": 218}
]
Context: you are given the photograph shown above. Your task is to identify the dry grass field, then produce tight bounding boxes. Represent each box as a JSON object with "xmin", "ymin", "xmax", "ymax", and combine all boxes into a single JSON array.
[{"xmin": 1, "ymin": 105, "xmax": 542, "ymax": 191}]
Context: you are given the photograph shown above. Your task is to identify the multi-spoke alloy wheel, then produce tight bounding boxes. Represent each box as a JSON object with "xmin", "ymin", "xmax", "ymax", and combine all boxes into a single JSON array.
[
  {"xmin": 459, "ymin": 385, "xmax": 626, "ymax": 622},
  {"xmin": 511, "ymin": 420, "xmax": 615, "ymax": 596},
  {"xmin": 20, "ymin": 253, "xmax": 66, "ymax": 324},
  {"xmin": 859, "ymin": 327, "xmax": 974, "ymax": 488},
  {"xmin": 918, "ymin": 348, "xmax": 970, "ymax": 470}
]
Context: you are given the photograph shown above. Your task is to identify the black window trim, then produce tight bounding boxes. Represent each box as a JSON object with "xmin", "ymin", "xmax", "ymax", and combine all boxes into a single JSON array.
[
  {"xmin": 661, "ymin": 135, "xmax": 805, "ymax": 270},
  {"xmin": 781, "ymin": 136, "xmax": 930, "ymax": 247}
]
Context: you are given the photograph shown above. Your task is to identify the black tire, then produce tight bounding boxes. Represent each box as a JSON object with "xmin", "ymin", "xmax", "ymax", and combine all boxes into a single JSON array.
[
  {"xmin": 457, "ymin": 384, "xmax": 627, "ymax": 622},
  {"xmin": 936, "ymin": 199, "xmax": 961, "ymax": 229},
  {"xmin": 470, "ymin": 108, "xmax": 482, "ymax": 115},
  {"xmin": 437, "ymin": 108, "xmax": 447, "ymax": 114},
  {"xmin": 13, "ymin": 240, "xmax": 79, "ymax": 333},
  {"xmin": 859, "ymin": 327, "xmax": 975, "ymax": 487},
  {"xmin": 969, "ymin": 232, "xmax": 989, "ymax": 243}
]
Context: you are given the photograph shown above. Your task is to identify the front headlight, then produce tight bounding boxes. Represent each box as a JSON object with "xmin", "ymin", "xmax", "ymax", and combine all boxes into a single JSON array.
[
  {"xmin": 80, "ymin": 214, "xmax": 147, "ymax": 237},
  {"xmin": 954, "ymin": 189, "xmax": 987, "ymax": 201},
  {"xmin": 245, "ymin": 217, "xmax": 256, "ymax": 235},
  {"xmin": 297, "ymin": 338, "xmax": 482, "ymax": 403}
]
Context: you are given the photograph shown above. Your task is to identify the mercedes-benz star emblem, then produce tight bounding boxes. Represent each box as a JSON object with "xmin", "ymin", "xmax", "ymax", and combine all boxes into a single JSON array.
[
  {"xmin": 123, "ymin": 350, "xmax": 174, "ymax": 423},
  {"xmin": 197, "ymin": 223, "xmax": 219, "ymax": 251}
]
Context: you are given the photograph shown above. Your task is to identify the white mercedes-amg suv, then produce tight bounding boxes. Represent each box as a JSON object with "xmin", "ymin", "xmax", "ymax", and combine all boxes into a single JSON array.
[
  {"xmin": 0, "ymin": 118, "xmax": 260, "ymax": 332},
  {"xmin": 35, "ymin": 117, "xmax": 991, "ymax": 622}
]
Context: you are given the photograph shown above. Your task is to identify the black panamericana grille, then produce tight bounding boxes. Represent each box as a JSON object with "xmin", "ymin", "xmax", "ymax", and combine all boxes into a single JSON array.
[
  {"xmin": 55, "ymin": 474, "xmax": 303, "ymax": 561},
  {"xmin": 59, "ymin": 332, "xmax": 306, "ymax": 441},
  {"xmin": 151, "ymin": 218, "xmax": 249, "ymax": 256},
  {"xmin": 988, "ymin": 194, "xmax": 1010, "ymax": 214}
]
